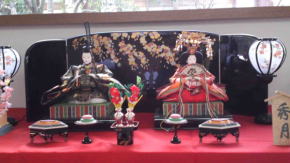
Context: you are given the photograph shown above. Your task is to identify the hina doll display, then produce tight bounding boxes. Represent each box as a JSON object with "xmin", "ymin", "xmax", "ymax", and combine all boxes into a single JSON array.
[
  {"xmin": 41, "ymin": 47, "xmax": 126, "ymax": 105},
  {"xmin": 157, "ymin": 46, "xmax": 228, "ymax": 103}
]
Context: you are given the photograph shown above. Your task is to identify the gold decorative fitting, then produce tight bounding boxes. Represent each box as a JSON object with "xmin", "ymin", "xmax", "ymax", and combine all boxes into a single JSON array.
[{"xmin": 174, "ymin": 32, "xmax": 216, "ymax": 60}]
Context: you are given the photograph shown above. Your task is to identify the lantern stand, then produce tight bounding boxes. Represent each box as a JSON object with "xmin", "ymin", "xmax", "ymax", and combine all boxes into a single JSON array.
[
  {"xmin": 256, "ymin": 73, "xmax": 274, "ymax": 124},
  {"xmin": 257, "ymin": 74, "xmax": 274, "ymax": 84},
  {"xmin": 248, "ymin": 38, "xmax": 287, "ymax": 124}
]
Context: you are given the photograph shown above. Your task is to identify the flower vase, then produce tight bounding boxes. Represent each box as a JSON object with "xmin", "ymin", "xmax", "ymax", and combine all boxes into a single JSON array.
[
  {"xmin": 125, "ymin": 108, "xmax": 135, "ymax": 127},
  {"xmin": 114, "ymin": 107, "xmax": 124, "ymax": 127}
]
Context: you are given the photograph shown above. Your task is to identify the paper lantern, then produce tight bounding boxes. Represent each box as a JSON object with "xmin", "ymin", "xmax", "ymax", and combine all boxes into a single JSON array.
[
  {"xmin": 0, "ymin": 46, "xmax": 20, "ymax": 79},
  {"xmin": 249, "ymin": 38, "xmax": 287, "ymax": 124},
  {"xmin": 249, "ymin": 38, "xmax": 286, "ymax": 76}
]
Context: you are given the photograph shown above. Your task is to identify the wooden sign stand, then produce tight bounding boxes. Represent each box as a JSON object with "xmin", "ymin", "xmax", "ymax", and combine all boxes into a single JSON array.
[{"xmin": 265, "ymin": 91, "xmax": 290, "ymax": 146}]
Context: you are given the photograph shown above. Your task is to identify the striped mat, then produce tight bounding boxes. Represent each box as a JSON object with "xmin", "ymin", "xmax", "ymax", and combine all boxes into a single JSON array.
[
  {"xmin": 49, "ymin": 102, "xmax": 114, "ymax": 120},
  {"xmin": 162, "ymin": 101, "xmax": 224, "ymax": 117}
]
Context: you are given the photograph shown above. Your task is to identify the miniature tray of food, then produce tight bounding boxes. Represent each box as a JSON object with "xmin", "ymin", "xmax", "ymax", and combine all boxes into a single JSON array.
[
  {"xmin": 29, "ymin": 120, "xmax": 68, "ymax": 130},
  {"xmin": 164, "ymin": 114, "xmax": 188, "ymax": 125},
  {"xmin": 199, "ymin": 118, "xmax": 240, "ymax": 129},
  {"xmin": 75, "ymin": 115, "xmax": 98, "ymax": 125}
]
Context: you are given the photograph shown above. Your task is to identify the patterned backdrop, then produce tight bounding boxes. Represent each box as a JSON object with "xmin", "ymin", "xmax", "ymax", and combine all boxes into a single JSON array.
[{"xmin": 67, "ymin": 31, "xmax": 220, "ymax": 91}]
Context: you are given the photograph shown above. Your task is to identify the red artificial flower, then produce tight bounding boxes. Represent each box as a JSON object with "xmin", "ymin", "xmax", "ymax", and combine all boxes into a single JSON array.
[
  {"xmin": 130, "ymin": 85, "xmax": 140, "ymax": 96},
  {"xmin": 129, "ymin": 94, "xmax": 139, "ymax": 102},
  {"xmin": 109, "ymin": 87, "xmax": 121, "ymax": 104},
  {"xmin": 128, "ymin": 85, "xmax": 140, "ymax": 102}
]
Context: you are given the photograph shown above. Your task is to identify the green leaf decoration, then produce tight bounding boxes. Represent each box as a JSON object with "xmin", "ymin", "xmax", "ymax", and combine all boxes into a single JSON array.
[
  {"xmin": 108, "ymin": 82, "xmax": 115, "ymax": 88},
  {"xmin": 137, "ymin": 75, "xmax": 141, "ymax": 85},
  {"xmin": 124, "ymin": 90, "xmax": 131, "ymax": 97},
  {"xmin": 108, "ymin": 82, "xmax": 129, "ymax": 97},
  {"xmin": 136, "ymin": 76, "xmax": 144, "ymax": 92}
]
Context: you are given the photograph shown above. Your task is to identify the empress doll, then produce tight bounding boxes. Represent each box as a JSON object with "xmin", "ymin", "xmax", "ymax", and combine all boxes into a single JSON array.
[{"xmin": 157, "ymin": 47, "xmax": 228, "ymax": 103}]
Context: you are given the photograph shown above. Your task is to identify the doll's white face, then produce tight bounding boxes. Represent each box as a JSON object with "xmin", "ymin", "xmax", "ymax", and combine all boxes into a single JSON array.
[
  {"xmin": 186, "ymin": 55, "xmax": 196, "ymax": 64},
  {"xmin": 82, "ymin": 52, "xmax": 92, "ymax": 65}
]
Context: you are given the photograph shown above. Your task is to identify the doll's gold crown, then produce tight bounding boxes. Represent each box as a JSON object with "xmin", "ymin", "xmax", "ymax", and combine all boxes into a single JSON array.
[
  {"xmin": 174, "ymin": 32, "xmax": 204, "ymax": 52},
  {"xmin": 174, "ymin": 32, "xmax": 216, "ymax": 59}
]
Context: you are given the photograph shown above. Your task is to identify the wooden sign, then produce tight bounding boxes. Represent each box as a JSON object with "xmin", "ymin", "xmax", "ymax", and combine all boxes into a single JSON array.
[{"xmin": 265, "ymin": 91, "xmax": 290, "ymax": 146}]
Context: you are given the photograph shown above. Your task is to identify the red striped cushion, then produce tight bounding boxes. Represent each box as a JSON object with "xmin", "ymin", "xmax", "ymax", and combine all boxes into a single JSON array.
[
  {"xmin": 162, "ymin": 101, "xmax": 224, "ymax": 117},
  {"xmin": 49, "ymin": 102, "xmax": 114, "ymax": 120}
]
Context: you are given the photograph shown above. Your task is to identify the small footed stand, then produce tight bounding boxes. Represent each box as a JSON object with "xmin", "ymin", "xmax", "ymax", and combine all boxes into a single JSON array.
[
  {"xmin": 199, "ymin": 127, "xmax": 240, "ymax": 143},
  {"xmin": 164, "ymin": 119, "xmax": 188, "ymax": 144},
  {"xmin": 198, "ymin": 119, "xmax": 240, "ymax": 143},
  {"xmin": 111, "ymin": 121, "xmax": 139, "ymax": 145},
  {"xmin": 75, "ymin": 120, "xmax": 97, "ymax": 144},
  {"xmin": 29, "ymin": 120, "xmax": 68, "ymax": 143}
]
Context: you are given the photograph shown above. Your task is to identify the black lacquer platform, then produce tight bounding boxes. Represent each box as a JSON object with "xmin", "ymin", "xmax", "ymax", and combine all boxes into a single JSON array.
[{"xmin": 111, "ymin": 122, "xmax": 139, "ymax": 145}]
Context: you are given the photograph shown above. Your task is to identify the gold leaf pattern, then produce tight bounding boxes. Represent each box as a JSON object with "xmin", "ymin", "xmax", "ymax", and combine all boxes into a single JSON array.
[{"xmin": 70, "ymin": 31, "xmax": 216, "ymax": 71}]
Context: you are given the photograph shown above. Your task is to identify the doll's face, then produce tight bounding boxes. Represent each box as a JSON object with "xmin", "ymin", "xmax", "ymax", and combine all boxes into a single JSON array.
[
  {"xmin": 186, "ymin": 55, "xmax": 197, "ymax": 65},
  {"xmin": 82, "ymin": 52, "xmax": 92, "ymax": 65},
  {"xmin": 188, "ymin": 46, "xmax": 197, "ymax": 55}
]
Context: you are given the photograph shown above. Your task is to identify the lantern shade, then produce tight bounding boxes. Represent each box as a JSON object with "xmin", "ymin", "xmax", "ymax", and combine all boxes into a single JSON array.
[
  {"xmin": 249, "ymin": 38, "xmax": 286, "ymax": 75},
  {"xmin": 0, "ymin": 46, "xmax": 21, "ymax": 79}
]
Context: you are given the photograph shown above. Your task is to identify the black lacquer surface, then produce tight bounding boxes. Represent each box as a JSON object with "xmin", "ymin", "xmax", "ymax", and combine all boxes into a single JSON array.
[
  {"xmin": 220, "ymin": 35, "xmax": 268, "ymax": 116},
  {"xmin": 25, "ymin": 40, "xmax": 67, "ymax": 121}
]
